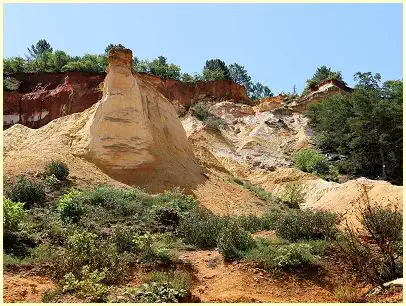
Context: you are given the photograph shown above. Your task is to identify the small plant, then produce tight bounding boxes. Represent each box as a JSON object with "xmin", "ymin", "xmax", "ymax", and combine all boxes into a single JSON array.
[
  {"xmin": 294, "ymin": 148, "xmax": 338, "ymax": 181},
  {"xmin": 3, "ymin": 198, "xmax": 26, "ymax": 232},
  {"xmin": 132, "ymin": 232, "xmax": 178, "ymax": 264},
  {"xmin": 280, "ymin": 182, "xmax": 306, "ymax": 209},
  {"xmin": 217, "ymin": 220, "xmax": 254, "ymax": 261},
  {"xmin": 5, "ymin": 176, "xmax": 46, "ymax": 208},
  {"xmin": 244, "ymin": 239, "xmax": 328, "ymax": 271},
  {"xmin": 190, "ymin": 102, "xmax": 210, "ymax": 121},
  {"xmin": 44, "ymin": 174, "xmax": 61, "ymax": 190},
  {"xmin": 142, "ymin": 270, "xmax": 192, "ymax": 295},
  {"xmin": 128, "ymin": 282, "xmax": 187, "ymax": 303},
  {"xmin": 152, "ymin": 188, "xmax": 197, "ymax": 212},
  {"xmin": 58, "ymin": 190, "xmax": 85, "ymax": 223},
  {"xmin": 276, "ymin": 209, "xmax": 337, "ymax": 242},
  {"xmin": 45, "ymin": 160, "xmax": 69, "ymax": 181},
  {"xmin": 63, "ymin": 266, "xmax": 109, "ymax": 302}
]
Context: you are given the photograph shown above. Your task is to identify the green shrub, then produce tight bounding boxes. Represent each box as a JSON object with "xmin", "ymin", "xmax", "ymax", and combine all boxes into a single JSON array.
[
  {"xmin": 217, "ymin": 220, "xmax": 253, "ymax": 261},
  {"xmin": 3, "ymin": 198, "xmax": 26, "ymax": 232},
  {"xmin": 112, "ymin": 226, "xmax": 136, "ymax": 254},
  {"xmin": 261, "ymin": 209, "xmax": 284, "ymax": 230},
  {"xmin": 52, "ymin": 230, "xmax": 127, "ymax": 284},
  {"xmin": 233, "ymin": 214, "xmax": 265, "ymax": 232},
  {"xmin": 153, "ymin": 188, "xmax": 197, "ymax": 212},
  {"xmin": 295, "ymin": 148, "xmax": 328, "ymax": 173},
  {"xmin": 190, "ymin": 102, "xmax": 210, "ymax": 121},
  {"xmin": 6, "ymin": 176, "xmax": 46, "ymax": 208},
  {"xmin": 58, "ymin": 190, "xmax": 85, "ymax": 223},
  {"xmin": 3, "ymin": 231, "xmax": 36, "ymax": 257},
  {"xmin": 132, "ymin": 232, "xmax": 179, "ymax": 264},
  {"xmin": 177, "ymin": 207, "xmax": 223, "ymax": 249},
  {"xmin": 276, "ymin": 209, "xmax": 337, "ymax": 242},
  {"xmin": 45, "ymin": 160, "xmax": 69, "ymax": 181},
  {"xmin": 280, "ymin": 182, "xmax": 306, "ymax": 209},
  {"xmin": 44, "ymin": 174, "xmax": 62, "ymax": 190},
  {"xmin": 205, "ymin": 116, "xmax": 225, "ymax": 131},
  {"xmin": 244, "ymin": 239, "xmax": 328, "ymax": 271},
  {"xmin": 127, "ymin": 270, "xmax": 192, "ymax": 302},
  {"xmin": 243, "ymin": 182, "xmax": 280, "ymax": 203},
  {"xmin": 62, "ymin": 266, "xmax": 109, "ymax": 302},
  {"xmin": 142, "ymin": 270, "xmax": 192, "ymax": 295},
  {"xmin": 127, "ymin": 282, "xmax": 187, "ymax": 303}
]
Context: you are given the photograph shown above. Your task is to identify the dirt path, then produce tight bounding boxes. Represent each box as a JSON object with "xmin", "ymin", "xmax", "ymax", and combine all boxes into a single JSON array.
[
  {"xmin": 180, "ymin": 250, "xmax": 337, "ymax": 302},
  {"xmin": 3, "ymin": 270, "xmax": 56, "ymax": 303}
]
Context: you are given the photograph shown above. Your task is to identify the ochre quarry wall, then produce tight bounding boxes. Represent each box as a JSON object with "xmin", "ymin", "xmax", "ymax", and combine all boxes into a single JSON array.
[{"xmin": 4, "ymin": 71, "xmax": 250, "ymax": 129}]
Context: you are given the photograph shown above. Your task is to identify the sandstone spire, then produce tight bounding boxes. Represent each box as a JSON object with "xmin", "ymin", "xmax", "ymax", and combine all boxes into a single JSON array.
[{"xmin": 77, "ymin": 48, "xmax": 202, "ymax": 191}]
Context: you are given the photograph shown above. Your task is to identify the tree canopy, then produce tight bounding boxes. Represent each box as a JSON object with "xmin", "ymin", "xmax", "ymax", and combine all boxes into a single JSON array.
[
  {"xmin": 303, "ymin": 65, "xmax": 346, "ymax": 94},
  {"xmin": 4, "ymin": 39, "xmax": 273, "ymax": 100},
  {"xmin": 306, "ymin": 72, "xmax": 402, "ymax": 185}
]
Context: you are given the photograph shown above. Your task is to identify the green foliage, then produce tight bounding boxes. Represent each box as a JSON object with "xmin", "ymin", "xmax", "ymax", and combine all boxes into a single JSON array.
[
  {"xmin": 337, "ymin": 188, "xmax": 402, "ymax": 284},
  {"xmin": 4, "ymin": 76, "xmax": 21, "ymax": 90},
  {"xmin": 217, "ymin": 220, "xmax": 254, "ymax": 261},
  {"xmin": 5, "ymin": 176, "xmax": 46, "ymax": 209},
  {"xmin": 303, "ymin": 65, "xmax": 345, "ymax": 93},
  {"xmin": 177, "ymin": 207, "xmax": 223, "ymax": 249},
  {"xmin": 58, "ymin": 190, "xmax": 85, "ymax": 223},
  {"xmin": 275, "ymin": 209, "xmax": 338, "ymax": 242},
  {"xmin": 4, "ymin": 57, "xmax": 26, "ymax": 74},
  {"xmin": 153, "ymin": 188, "xmax": 197, "ymax": 212},
  {"xmin": 203, "ymin": 59, "xmax": 231, "ymax": 81},
  {"xmin": 27, "ymin": 39, "xmax": 53, "ymax": 59},
  {"xmin": 294, "ymin": 148, "xmax": 338, "ymax": 182},
  {"xmin": 52, "ymin": 230, "xmax": 127, "ymax": 284},
  {"xmin": 132, "ymin": 232, "xmax": 178, "ymax": 264},
  {"xmin": 63, "ymin": 266, "xmax": 109, "ymax": 302},
  {"xmin": 249, "ymin": 82, "xmax": 273, "ymax": 101},
  {"xmin": 307, "ymin": 74, "xmax": 402, "ymax": 184},
  {"xmin": 190, "ymin": 102, "xmax": 225, "ymax": 131},
  {"xmin": 3, "ymin": 198, "xmax": 26, "ymax": 232},
  {"xmin": 128, "ymin": 270, "xmax": 191, "ymax": 302},
  {"xmin": 245, "ymin": 239, "xmax": 328, "ymax": 271},
  {"xmin": 105, "ymin": 43, "xmax": 126, "ymax": 54},
  {"xmin": 279, "ymin": 182, "xmax": 306, "ymax": 209},
  {"xmin": 45, "ymin": 160, "xmax": 69, "ymax": 181},
  {"xmin": 228, "ymin": 63, "xmax": 252, "ymax": 90},
  {"xmin": 128, "ymin": 282, "xmax": 187, "ymax": 303},
  {"xmin": 181, "ymin": 73, "xmax": 194, "ymax": 82}
]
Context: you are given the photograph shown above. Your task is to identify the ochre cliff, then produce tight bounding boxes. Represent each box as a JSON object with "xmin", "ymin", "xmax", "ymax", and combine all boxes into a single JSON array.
[{"xmin": 4, "ymin": 71, "xmax": 250, "ymax": 129}]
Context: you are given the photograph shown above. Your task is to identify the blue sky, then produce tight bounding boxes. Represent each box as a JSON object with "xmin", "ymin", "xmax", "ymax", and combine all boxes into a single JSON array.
[{"xmin": 4, "ymin": 3, "xmax": 402, "ymax": 93}]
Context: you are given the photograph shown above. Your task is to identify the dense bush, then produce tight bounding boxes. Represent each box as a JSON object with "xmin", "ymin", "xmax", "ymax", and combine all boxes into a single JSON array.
[
  {"xmin": 245, "ymin": 239, "xmax": 328, "ymax": 271},
  {"xmin": 279, "ymin": 182, "xmax": 306, "ymax": 209},
  {"xmin": 3, "ymin": 198, "xmax": 26, "ymax": 232},
  {"xmin": 52, "ymin": 230, "xmax": 127, "ymax": 284},
  {"xmin": 337, "ymin": 187, "xmax": 402, "ymax": 284},
  {"xmin": 177, "ymin": 207, "xmax": 223, "ymax": 249},
  {"xmin": 63, "ymin": 266, "xmax": 109, "ymax": 302},
  {"xmin": 128, "ymin": 282, "xmax": 187, "ymax": 303},
  {"xmin": 58, "ymin": 190, "xmax": 85, "ymax": 223},
  {"xmin": 276, "ymin": 209, "xmax": 338, "ymax": 242},
  {"xmin": 5, "ymin": 176, "xmax": 46, "ymax": 208},
  {"xmin": 132, "ymin": 232, "xmax": 178, "ymax": 264},
  {"xmin": 45, "ymin": 160, "xmax": 69, "ymax": 181},
  {"xmin": 294, "ymin": 148, "xmax": 339, "ymax": 181},
  {"xmin": 217, "ymin": 220, "xmax": 254, "ymax": 261}
]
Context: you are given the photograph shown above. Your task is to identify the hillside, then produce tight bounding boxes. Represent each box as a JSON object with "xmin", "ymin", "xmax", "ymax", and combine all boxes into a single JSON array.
[{"xmin": 3, "ymin": 48, "xmax": 402, "ymax": 303}]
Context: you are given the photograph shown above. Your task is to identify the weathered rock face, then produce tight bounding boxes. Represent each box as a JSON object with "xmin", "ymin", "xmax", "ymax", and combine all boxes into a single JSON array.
[
  {"xmin": 71, "ymin": 49, "xmax": 202, "ymax": 189},
  {"xmin": 4, "ymin": 72, "xmax": 104, "ymax": 129},
  {"xmin": 4, "ymin": 71, "xmax": 250, "ymax": 129}
]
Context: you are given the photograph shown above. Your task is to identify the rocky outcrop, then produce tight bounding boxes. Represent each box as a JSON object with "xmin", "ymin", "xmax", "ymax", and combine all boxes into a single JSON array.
[
  {"xmin": 4, "ymin": 49, "xmax": 203, "ymax": 192},
  {"xmin": 72, "ymin": 48, "xmax": 202, "ymax": 188},
  {"xmin": 4, "ymin": 72, "xmax": 104, "ymax": 129},
  {"xmin": 4, "ymin": 71, "xmax": 250, "ymax": 129}
]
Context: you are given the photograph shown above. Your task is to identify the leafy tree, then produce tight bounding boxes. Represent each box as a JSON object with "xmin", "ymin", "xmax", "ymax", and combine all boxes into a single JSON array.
[
  {"xmin": 3, "ymin": 57, "xmax": 26, "ymax": 74},
  {"xmin": 228, "ymin": 63, "xmax": 251, "ymax": 90},
  {"xmin": 27, "ymin": 39, "xmax": 53, "ymax": 59},
  {"xmin": 105, "ymin": 43, "xmax": 126, "ymax": 54},
  {"xmin": 202, "ymin": 59, "xmax": 231, "ymax": 81},
  {"xmin": 52, "ymin": 51, "xmax": 70, "ymax": 72},
  {"xmin": 307, "ymin": 72, "xmax": 402, "ymax": 184},
  {"xmin": 249, "ymin": 82, "xmax": 273, "ymax": 100},
  {"xmin": 181, "ymin": 73, "xmax": 194, "ymax": 82},
  {"xmin": 148, "ymin": 56, "xmax": 181, "ymax": 80},
  {"xmin": 304, "ymin": 65, "xmax": 346, "ymax": 94}
]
